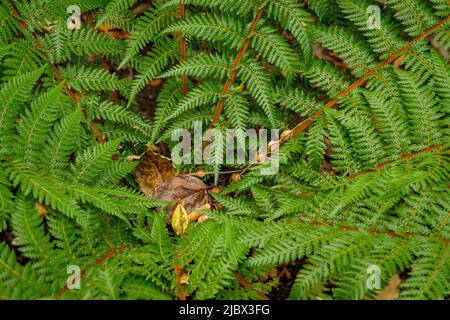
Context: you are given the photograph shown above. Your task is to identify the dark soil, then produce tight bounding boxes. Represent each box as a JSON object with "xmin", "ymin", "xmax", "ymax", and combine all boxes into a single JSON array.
[{"xmin": 268, "ymin": 260, "xmax": 305, "ymax": 300}]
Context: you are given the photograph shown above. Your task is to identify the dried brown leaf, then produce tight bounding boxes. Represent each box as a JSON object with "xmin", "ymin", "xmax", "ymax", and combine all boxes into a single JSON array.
[
  {"xmin": 376, "ymin": 274, "xmax": 401, "ymax": 300},
  {"xmin": 135, "ymin": 151, "xmax": 211, "ymax": 225},
  {"xmin": 134, "ymin": 151, "xmax": 176, "ymax": 198}
]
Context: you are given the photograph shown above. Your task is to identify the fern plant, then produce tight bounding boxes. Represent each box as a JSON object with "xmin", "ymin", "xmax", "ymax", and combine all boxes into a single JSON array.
[{"xmin": 0, "ymin": 0, "xmax": 449, "ymax": 300}]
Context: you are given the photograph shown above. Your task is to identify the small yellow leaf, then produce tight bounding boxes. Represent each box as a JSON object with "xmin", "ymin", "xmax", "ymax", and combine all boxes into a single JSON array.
[
  {"xmin": 172, "ymin": 204, "xmax": 189, "ymax": 236},
  {"xmin": 180, "ymin": 269, "xmax": 190, "ymax": 285},
  {"xmin": 34, "ymin": 202, "xmax": 48, "ymax": 218}
]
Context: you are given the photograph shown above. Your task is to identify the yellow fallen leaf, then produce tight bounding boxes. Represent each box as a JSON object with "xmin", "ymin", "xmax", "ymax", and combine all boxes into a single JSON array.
[
  {"xmin": 236, "ymin": 82, "xmax": 245, "ymax": 92},
  {"xmin": 172, "ymin": 204, "xmax": 189, "ymax": 236},
  {"xmin": 34, "ymin": 202, "xmax": 48, "ymax": 218},
  {"xmin": 180, "ymin": 269, "xmax": 190, "ymax": 285}
]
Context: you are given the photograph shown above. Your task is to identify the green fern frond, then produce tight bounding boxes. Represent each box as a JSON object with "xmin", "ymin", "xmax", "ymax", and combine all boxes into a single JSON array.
[
  {"xmin": 265, "ymin": 0, "xmax": 313, "ymax": 58},
  {"xmin": 120, "ymin": 5, "xmax": 177, "ymax": 67},
  {"xmin": 400, "ymin": 240, "xmax": 449, "ymax": 299},
  {"xmin": 0, "ymin": 68, "xmax": 43, "ymax": 157},
  {"xmin": 251, "ymin": 25, "xmax": 301, "ymax": 79},
  {"xmin": 16, "ymin": 82, "xmax": 65, "ymax": 164},
  {"xmin": 42, "ymin": 109, "xmax": 82, "ymax": 176},
  {"xmin": 385, "ymin": 0, "xmax": 438, "ymax": 37},
  {"xmin": 9, "ymin": 162, "xmax": 87, "ymax": 226},
  {"xmin": 238, "ymin": 59, "xmax": 278, "ymax": 126},
  {"xmin": 163, "ymin": 14, "xmax": 244, "ymax": 51},
  {"xmin": 161, "ymin": 52, "xmax": 231, "ymax": 81},
  {"xmin": 11, "ymin": 194, "xmax": 63, "ymax": 279},
  {"xmin": 60, "ymin": 65, "xmax": 125, "ymax": 92},
  {"xmin": 0, "ymin": 243, "xmax": 52, "ymax": 299},
  {"xmin": 0, "ymin": 0, "xmax": 448, "ymax": 301},
  {"xmin": 396, "ymin": 69, "xmax": 443, "ymax": 148},
  {"xmin": 74, "ymin": 138, "xmax": 123, "ymax": 184},
  {"xmin": 128, "ymin": 38, "xmax": 179, "ymax": 106},
  {"xmin": 337, "ymin": 0, "xmax": 405, "ymax": 58}
]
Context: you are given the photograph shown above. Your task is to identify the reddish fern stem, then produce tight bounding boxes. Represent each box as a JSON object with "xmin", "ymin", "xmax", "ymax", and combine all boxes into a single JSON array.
[
  {"xmin": 235, "ymin": 271, "xmax": 269, "ymax": 300},
  {"xmin": 297, "ymin": 219, "xmax": 449, "ymax": 245},
  {"xmin": 348, "ymin": 144, "xmax": 444, "ymax": 180},
  {"xmin": 282, "ymin": 14, "xmax": 450, "ymax": 144},
  {"xmin": 56, "ymin": 245, "xmax": 127, "ymax": 298},
  {"xmin": 234, "ymin": 15, "xmax": 450, "ymax": 176},
  {"xmin": 174, "ymin": 249, "xmax": 187, "ymax": 300},
  {"xmin": 85, "ymin": 12, "xmax": 122, "ymax": 105},
  {"xmin": 207, "ymin": 0, "xmax": 267, "ymax": 131}
]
